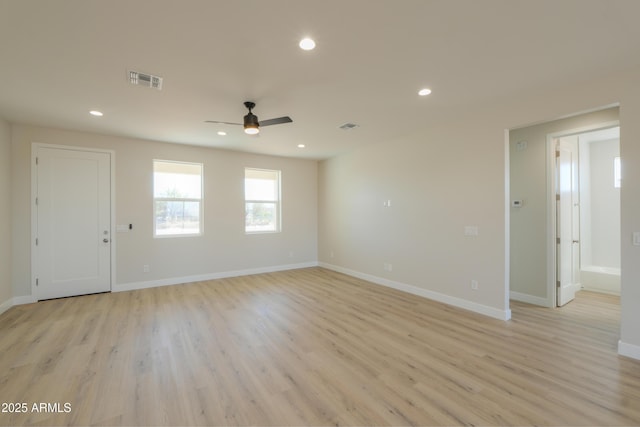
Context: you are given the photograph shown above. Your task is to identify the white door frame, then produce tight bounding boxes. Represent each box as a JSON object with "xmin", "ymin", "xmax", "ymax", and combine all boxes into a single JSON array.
[
  {"xmin": 31, "ymin": 143, "xmax": 116, "ymax": 299},
  {"xmin": 545, "ymin": 121, "xmax": 619, "ymax": 307}
]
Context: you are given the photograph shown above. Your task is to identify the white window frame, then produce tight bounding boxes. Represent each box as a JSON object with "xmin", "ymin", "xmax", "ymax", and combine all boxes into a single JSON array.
[
  {"xmin": 153, "ymin": 160, "xmax": 203, "ymax": 238},
  {"xmin": 245, "ymin": 168, "xmax": 281, "ymax": 234}
]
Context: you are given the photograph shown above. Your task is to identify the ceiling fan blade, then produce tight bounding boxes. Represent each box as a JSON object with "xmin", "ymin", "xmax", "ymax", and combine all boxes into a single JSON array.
[
  {"xmin": 259, "ymin": 116, "xmax": 293, "ymax": 127},
  {"xmin": 204, "ymin": 120, "xmax": 242, "ymax": 125}
]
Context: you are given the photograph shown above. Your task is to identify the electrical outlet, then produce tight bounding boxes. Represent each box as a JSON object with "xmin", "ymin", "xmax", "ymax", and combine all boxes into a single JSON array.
[
  {"xmin": 384, "ymin": 262, "xmax": 393, "ymax": 272},
  {"xmin": 471, "ymin": 280, "xmax": 478, "ymax": 290},
  {"xmin": 330, "ymin": 251, "xmax": 334, "ymax": 258},
  {"xmin": 143, "ymin": 265, "xmax": 150, "ymax": 273}
]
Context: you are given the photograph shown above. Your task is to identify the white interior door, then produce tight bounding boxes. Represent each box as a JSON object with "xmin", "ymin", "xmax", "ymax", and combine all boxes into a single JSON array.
[
  {"xmin": 556, "ymin": 137, "xmax": 580, "ymax": 306},
  {"xmin": 35, "ymin": 146, "xmax": 112, "ymax": 300}
]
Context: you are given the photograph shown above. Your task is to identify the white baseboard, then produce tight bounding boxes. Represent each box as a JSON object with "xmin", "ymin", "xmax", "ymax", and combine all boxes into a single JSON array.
[
  {"xmin": 114, "ymin": 261, "xmax": 319, "ymax": 293},
  {"xmin": 319, "ymin": 262, "xmax": 511, "ymax": 321},
  {"xmin": 510, "ymin": 290, "xmax": 550, "ymax": 307},
  {"xmin": 0, "ymin": 298, "xmax": 11, "ymax": 316},
  {"xmin": 0, "ymin": 295, "xmax": 37, "ymax": 316},
  {"xmin": 618, "ymin": 340, "xmax": 640, "ymax": 360},
  {"xmin": 581, "ymin": 285, "xmax": 620, "ymax": 296},
  {"xmin": 13, "ymin": 295, "xmax": 37, "ymax": 305},
  {"xmin": 2, "ymin": 262, "xmax": 512, "ymax": 323}
]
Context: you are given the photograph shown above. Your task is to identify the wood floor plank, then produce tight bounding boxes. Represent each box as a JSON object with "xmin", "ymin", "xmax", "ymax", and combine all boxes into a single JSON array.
[{"xmin": 1, "ymin": 267, "xmax": 639, "ymax": 426}]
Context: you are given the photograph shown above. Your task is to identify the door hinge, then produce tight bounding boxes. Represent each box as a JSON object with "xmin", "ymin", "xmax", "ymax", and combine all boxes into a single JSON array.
[
  {"xmin": 556, "ymin": 194, "xmax": 560, "ymax": 201},
  {"xmin": 556, "ymin": 280, "xmax": 561, "ymax": 288},
  {"xmin": 556, "ymin": 237, "xmax": 560, "ymax": 244},
  {"xmin": 35, "ymin": 197, "xmax": 38, "ymax": 206},
  {"xmin": 555, "ymin": 150, "xmax": 560, "ymax": 158},
  {"xmin": 35, "ymin": 238, "xmax": 38, "ymax": 246},
  {"xmin": 35, "ymin": 157, "xmax": 39, "ymax": 165},
  {"xmin": 36, "ymin": 278, "xmax": 39, "ymax": 286}
]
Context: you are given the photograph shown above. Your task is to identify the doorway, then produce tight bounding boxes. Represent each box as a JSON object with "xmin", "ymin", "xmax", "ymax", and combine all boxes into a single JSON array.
[
  {"xmin": 577, "ymin": 127, "xmax": 621, "ymax": 296},
  {"xmin": 547, "ymin": 125, "xmax": 621, "ymax": 307},
  {"xmin": 508, "ymin": 106, "xmax": 620, "ymax": 308},
  {"xmin": 32, "ymin": 144, "xmax": 114, "ymax": 300}
]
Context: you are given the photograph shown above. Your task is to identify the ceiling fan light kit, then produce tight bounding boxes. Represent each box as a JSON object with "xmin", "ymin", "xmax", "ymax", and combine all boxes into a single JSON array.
[
  {"xmin": 206, "ymin": 101, "xmax": 293, "ymax": 136},
  {"xmin": 243, "ymin": 102, "xmax": 260, "ymax": 134},
  {"xmin": 244, "ymin": 125, "xmax": 259, "ymax": 135}
]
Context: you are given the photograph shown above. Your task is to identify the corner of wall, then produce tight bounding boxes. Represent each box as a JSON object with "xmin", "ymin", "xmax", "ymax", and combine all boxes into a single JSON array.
[
  {"xmin": 0, "ymin": 118, "xmax": 13, "ymax": 309},
  {"xmin": 618, "ymin": 340, "xmax": 640, "ymax": 361},
  {"xmin": 0, "ymin": 298, "xmax": 12, "ymax": 316}
]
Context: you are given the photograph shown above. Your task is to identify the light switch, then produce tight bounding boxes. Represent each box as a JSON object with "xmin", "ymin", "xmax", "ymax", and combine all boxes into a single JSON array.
[{"xmin": 633, "ymin": 232, "xmax": 640, "ymax": 246}]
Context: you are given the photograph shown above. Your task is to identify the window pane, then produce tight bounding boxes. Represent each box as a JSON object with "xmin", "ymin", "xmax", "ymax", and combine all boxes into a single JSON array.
[
  {"xmin": 154, "ymin": 171, "xmax": 201, "ymax": 198},
  {"xmin": 244, "ymin": 168, "xmax": 280, "ymax": 233},
  {"xmin": 155, "ymin": 201, "xmax": 200, "ymax": 235},
  {"xmin": 245, "ymin": 178, "xmax": 277, "ymax": 201},
  {"xmin": 153, "ymin": 160, "xmax": 203, "ymax": 237},
  {"xmin": 245, "ymin": 202, "xmax": 277, "ymax": 232}
]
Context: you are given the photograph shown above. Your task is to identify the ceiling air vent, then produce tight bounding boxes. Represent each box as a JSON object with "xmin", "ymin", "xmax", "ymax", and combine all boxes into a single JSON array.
[
  {"xmin": 339, "ymin": 122, "xmax": 359, "ymax": 130},
  {"xmin": 129, "ymin": 70, "xmax": 163, "ymax": 90}
]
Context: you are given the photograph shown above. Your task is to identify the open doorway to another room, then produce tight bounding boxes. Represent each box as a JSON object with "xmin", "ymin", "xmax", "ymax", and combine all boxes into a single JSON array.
[
  {"xmin": 508, "ymin": 106, "xmax": 620, "ymax": 310},
  {"xmin": 550, "ymin": 126, "xmax": 620, "ymax": 307},
  {"xmin": 576, "ymin": 127, "xmax": 621, "ymax": 296}
]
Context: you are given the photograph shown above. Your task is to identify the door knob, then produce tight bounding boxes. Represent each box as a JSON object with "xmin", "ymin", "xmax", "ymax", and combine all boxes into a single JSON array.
[
  {"xmin": 572, "ymin": 240, "xmax": 580, "ymax": 244},
  {"xmin": 103, "ymin": 238, "xmax": 110, "ymax": 243}
]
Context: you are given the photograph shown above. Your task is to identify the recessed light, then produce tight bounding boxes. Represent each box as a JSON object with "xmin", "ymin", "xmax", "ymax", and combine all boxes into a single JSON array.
[
  {"xmin": 89, "ymin": 110, "xmax": 103, "ymax": 117},
  {"xmin": 217, "ymin": 131, "xmax": 227, "ymax": 136},
  {"xmin": 418, "ymin": 88, "xmax": 432, "ymax": 96},
  {"xmin": 297, "ymin": 144, "xmax": 306, "ymax": 148},
  {"xmin": 299, "ymin": 38, "xmax": 316, "ymax": 51}
]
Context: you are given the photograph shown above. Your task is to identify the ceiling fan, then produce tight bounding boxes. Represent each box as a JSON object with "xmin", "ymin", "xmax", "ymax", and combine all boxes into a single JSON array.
[{"xmin": 205, "ymin": 101, "xmax": 293, "ymax": 135}]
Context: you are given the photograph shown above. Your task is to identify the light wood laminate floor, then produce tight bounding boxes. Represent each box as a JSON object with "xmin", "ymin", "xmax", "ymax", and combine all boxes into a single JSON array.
[{"xmin": 1, "ymin": 267, "xmax": 639, "ymax": 426}]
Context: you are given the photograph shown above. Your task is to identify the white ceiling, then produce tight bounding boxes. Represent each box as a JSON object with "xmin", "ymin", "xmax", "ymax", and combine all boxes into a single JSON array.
[{"xmin": 1, "ymin": 0, "xmax": 639, "ymax": 159}]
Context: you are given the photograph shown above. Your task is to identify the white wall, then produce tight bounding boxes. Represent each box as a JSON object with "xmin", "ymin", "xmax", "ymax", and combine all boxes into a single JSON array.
[
  {"xmin": 319, "ymin": 66, "xmax": 640, "ymax": 358},
  {"xmin": 579, "ymin": 136, "xmax": 622, "ymax": 295},
  {"xmin": 509, "ymin": 108, "xmax": 619, "ymax": 302},
  {"xmin": 579, "ymin": 140, "xmax": 593, "ymax": 267},
  {"xmin": 10, "ymin": 125, "xmax": 318, "ymax": 298},
  {"xmin": 0, "ymin": 118, "xmax": 12, "ymax": 312},
  {"xmin": 587, "ymin": 138, "xmax": 620, "ymax": 268},
  {"xmin": 619, "ymin": 75, "xmax": 640, "ymax": 359},
  {"xmin": 320, "ymin": 114, "xmax": 511, "ymax": 320}
]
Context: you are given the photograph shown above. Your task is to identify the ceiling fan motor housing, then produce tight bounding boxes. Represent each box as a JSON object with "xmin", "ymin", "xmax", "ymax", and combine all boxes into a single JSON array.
[
  {"xmin": 244, "ymin": 112, "xmax": 259, "ymax": 127},
  {"xmin": 243, "ymin": 101, "xmax": 259, "ymax": 132}
]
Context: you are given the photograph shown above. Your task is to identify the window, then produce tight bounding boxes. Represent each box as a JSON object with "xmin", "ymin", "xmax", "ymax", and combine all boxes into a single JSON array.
[
  {"xmin": 614, "ymin": 156, "xmax": 621, "ymax": 188},
  {"xmin": 153, "ymin": 160, "xmax": 203, "ymax": 237},
  {"xmin": 245, "ymin": 168, "xmax": 281, "ymax": 233}
]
